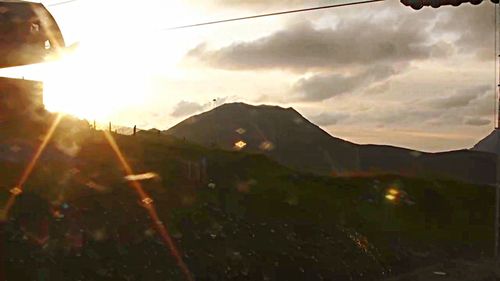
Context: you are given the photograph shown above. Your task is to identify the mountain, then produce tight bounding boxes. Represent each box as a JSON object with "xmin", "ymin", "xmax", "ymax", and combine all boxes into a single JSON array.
[
  {"xmin": 472, "ymin": 129, "xmax": 500, "ymax": 155},
  {"xmin": 166, "ymin": 103, "xmax": 359, "ymax": 174},
  {"xmin": 0, "ymin": 113, "xmax": 495, "ymax": 281},
  {"xmin": 166, "ymin": 103, "xmax": 497, "ymax": 185}
]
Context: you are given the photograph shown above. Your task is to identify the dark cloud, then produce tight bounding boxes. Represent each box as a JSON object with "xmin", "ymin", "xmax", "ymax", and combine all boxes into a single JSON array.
[
  {"xmin": 371, "ymin": 106, "xmax": 439, "ymax": 126},
  {"xmin": 371, "ymin": 85, "xmax": 493, "ymax": 127},
  {"xmin": 188, "ymin": 18, "xmax": 440, "ymax": 71},
  {"xmin": 428, "ymin": 85, "xmax": 490, "ymax": 109},
  {"xmin": 339, "ymin": 83, "xmax": 494, "ymax": 129},
  {"xmin": 188, "ymin": 1, "xmax": 494, "ymax": 71},
  {"xmin": 435, "ymin": 3, "xmax": 494, "ymax": 59},
  {"xmin": 171, "ymin": 101, "xmax": 203, "ymax": 117},
  {"xmin": 311, "ymin": 112, "xmax": 349, "ymax": 126},
  {"xmin": 293, "ymin": 64, "xmax": 399, "ymax": 101},
  {"xmin": 468, "ymin": 89, "xmax": 496, "ymax": 117},
  {"xmin": 464, "ymin": 117, "xmax": 491, "ymax": 126},
  {"xmin": 181, "ymin": 1, "xmax": 495, "ymax": 144},
  {"xmin": 184, "ymin": 1, "xmax": 494, "ymax": 118},
  {"xmin": 307, "ymin": 81, "xmax": 491, "ymax": 131}
]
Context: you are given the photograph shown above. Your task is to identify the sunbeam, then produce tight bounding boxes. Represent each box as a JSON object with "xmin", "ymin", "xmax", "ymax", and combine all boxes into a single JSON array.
[{"xmin": 102, "ymin": 131, "xmax": 194, "ymax": 281}]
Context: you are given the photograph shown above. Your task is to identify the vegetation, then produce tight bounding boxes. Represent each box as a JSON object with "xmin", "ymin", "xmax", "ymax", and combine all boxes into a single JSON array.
[{"xmin": 0, "ymin": 116, "xmax": 495, "ymax": 280}]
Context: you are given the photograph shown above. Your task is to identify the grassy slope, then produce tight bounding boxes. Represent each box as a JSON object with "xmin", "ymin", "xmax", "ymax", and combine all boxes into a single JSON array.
[{"xmin": 0, "ymin": 116, "xmax": 495, "ymax": 281}]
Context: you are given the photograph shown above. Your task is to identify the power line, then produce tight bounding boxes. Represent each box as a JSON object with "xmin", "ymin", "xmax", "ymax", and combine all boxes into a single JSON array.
[
  {"xmin": 45, "ymin": 0, "xmax": 79, "ymax": 7},
  {"xmin": 165, "ymin": 0, "xmax": 384, "ymax": 30},
  {"xmin": 42, "ymin": 0, "xmax": 384, "ymax": 29}
]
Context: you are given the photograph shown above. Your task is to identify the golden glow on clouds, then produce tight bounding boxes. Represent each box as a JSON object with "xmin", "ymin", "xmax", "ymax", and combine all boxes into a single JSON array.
[
  {"xmin": 0, "ymin": 0, "xmax": 493, "ymax": 152},
  {"xmin": 39, "ymin": 0, "xmax": 193, "ymax": 121}
]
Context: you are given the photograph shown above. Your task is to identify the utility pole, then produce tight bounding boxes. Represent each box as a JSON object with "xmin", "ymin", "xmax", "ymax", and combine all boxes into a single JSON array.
[{"xmin": 495, "ymin": 2, "xmax": 500, "ymax": 258}]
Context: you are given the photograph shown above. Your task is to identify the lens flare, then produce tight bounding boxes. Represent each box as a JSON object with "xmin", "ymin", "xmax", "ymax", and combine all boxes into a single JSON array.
[
  {"xmin": 3, "ymin": 113, "xmax": 63, "ymax": 219},
  {"xmin": 102, "ymin": 131, "xmax": 193, "ymax": 281},
  {"xmin": 385, "ymin": 194, "xmax": 396, "ymax": 201}
]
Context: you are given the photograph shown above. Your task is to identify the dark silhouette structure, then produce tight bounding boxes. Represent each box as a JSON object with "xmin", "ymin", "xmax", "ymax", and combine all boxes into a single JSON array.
[
  {"xmin": 400, "ymin": 0, "xmax": 498, "ymax": 9},
  {"xmin": 0, "ymin": 1, "xmax": 66, "ymax": 69}
]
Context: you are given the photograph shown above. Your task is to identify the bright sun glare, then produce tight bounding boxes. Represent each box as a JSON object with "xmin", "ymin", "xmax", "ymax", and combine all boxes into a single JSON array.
[
  {"xmin": 42, "ymin": 43, "xmax": 152, "ymax": 121},
  {"xmin": 38, "ymin": 0, "xmax": 190, "ymax": 122},
  {"xmin": 0, "ymin": 0, "xmax": 191, "ymax": 123},
  {"xmin": 0, "ymin": 0, "xmax": 183, "ymax": 122}
]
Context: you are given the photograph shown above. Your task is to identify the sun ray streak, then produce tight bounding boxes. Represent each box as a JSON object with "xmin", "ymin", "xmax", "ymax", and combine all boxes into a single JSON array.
[
  {"xmin": 3, "ymin": 113, "xmax": 64, "ymax": 219},
  {"xmin": 102, "ymin": 131, "xmax": 194, "ymax": 281}
]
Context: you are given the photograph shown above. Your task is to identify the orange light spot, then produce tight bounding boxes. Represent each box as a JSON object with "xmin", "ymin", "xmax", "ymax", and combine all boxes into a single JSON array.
[
  {"xmin": 9, "ymin": 187, "xmax": 22, "ymax": 196},
  {"xmin": 388, "ymin": 188, "xmax": 399, "ymax": 195},
  {"xmin": 125, "ymin": 172, "xmax": 158, "ymax": 182},
  {"xmin": 259, "ymin": 141, "xmax": 274, "ymax": 151},
  {"xmin": 142, "ymin": 197, "xmax": 154, "ymax": 205},
  {"xmin": 385, "ymin": 194, "xmax": 396, "ymax": 201},
  {"xmin": 234, "ymin": 140, "xmax": 247, "ymax": 150}
]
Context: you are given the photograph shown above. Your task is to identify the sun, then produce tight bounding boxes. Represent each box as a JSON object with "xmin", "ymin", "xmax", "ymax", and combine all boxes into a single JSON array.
[
  {"xmin": 0, "ymin": 0, "xmax": 190, "ymax": 123},
  {"xmin": 42, "ymin": 42, "xmax": 152, "ymax": 121}
]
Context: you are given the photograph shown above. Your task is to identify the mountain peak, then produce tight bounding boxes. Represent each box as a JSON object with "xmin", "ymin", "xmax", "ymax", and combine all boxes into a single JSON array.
[
  {"xmin": 472, "ymin": 129, "xmax": 500, "ymax": 154},
  {"xmin": 210, "ymin": 102, "xmax": 301, "ymax": 117},
  {"xmin": 178, "ymin": 102, "xmax": 318, "ymax": 138},
  {"xmin": 166, "ymin": 102, "xmax": 357, "ymax": 174}
]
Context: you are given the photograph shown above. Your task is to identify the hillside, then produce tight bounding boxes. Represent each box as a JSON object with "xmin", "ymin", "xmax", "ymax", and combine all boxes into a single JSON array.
[
  {"xmin": 166, "ymin": 103, "xmax": 497, "ymax": 185},
  {"xmin": 472, "ymin": 129, "xmax": 500, "ymax": 155},
  {"xmin": 166, "ymin": 103, "xmax": 359, "ymax": 174},
  {"xmin": 0, "ymin": 113, "xmax": 495, "ymax": 281}
]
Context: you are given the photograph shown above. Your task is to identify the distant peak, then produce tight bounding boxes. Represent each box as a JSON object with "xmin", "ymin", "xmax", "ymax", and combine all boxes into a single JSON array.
[
  {"xmin": 471, "ymin": 129, "xmax": 500, "ymax": 154},
  {"xmin": 215, "ymin": 102, "xmax": 299, "ymax": 114}
]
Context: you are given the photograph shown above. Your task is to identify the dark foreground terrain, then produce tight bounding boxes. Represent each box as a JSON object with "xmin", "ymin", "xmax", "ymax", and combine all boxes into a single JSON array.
[
  {"xmin": 0, "ymin": 112, "xmax": 496, "ymax": 281},
  {"xmin": 386, "ymin": 258, "xmax": 500, "ymax": 281}
]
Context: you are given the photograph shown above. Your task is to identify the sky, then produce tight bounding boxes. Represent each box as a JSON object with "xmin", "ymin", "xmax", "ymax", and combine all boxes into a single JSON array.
[{"xmin": 2, "ymin": 0, "xmax": 498, "ymax": 152}]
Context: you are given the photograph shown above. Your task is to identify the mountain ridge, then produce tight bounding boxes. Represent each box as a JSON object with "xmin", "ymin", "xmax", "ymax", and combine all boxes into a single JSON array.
[
  {"xmin": 472, "ymin": 129, "xmax": 500, "ymax": 155},
  {"xmin": 166, "ymin": 102, "xmax": 497, "ymax": 185}
]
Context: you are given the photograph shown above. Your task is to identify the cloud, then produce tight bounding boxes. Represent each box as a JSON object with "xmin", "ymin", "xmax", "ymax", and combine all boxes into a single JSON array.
[
  {"xmin": 364, "ymin": 80, "xmax": 392, "ymax": 95},
  {"xmin": 336, "ymin": 83, "xmax": 494, "ymax": 130},
  {"xmin": 467, "ymin": 89, "xmax": 496, "ymax": 117},
  {"xmin": 464, "ymin": 117, "xmax": 491, "ymax": 127},
  {"xmin": 369, "ymin": 106, "xmax": 438, "ymax": 127},
  {"xmin": 188, "ymin": 18, "xmax": 441, "ymax": 71},
  {"xmin": 428, "ymin": 85, "xmax": 491, "ymax": 109},
  {"xmin": 171, "ymin": 97, "xmax": 232, "ymax": 118},
  {"xmin": 292, "ymin": 64, "xmax": 399, "ymax": 101},
  {"xmin": 171, "ymin": 101, "xmax": 204, "ymax": 117},
  {"xmin": 311, "ymin": 112, "xmax": 350, "ymax": 126},
  {"xmin": 434, "ymin": 3, "xmax": 494, "ymax": 59},
  {"xmin": 308, "ymin": 80, "xmax": 493, "ymax": 132},
  {"xmin": 187, "ymin": 1, "xmax": 495, "ymax": 71}
]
